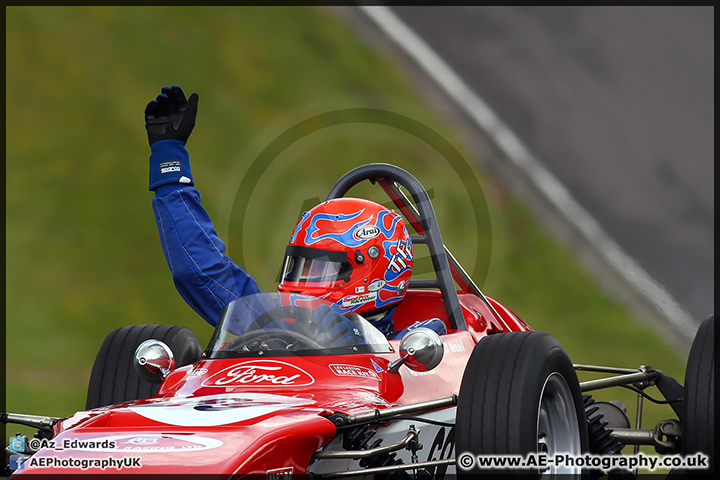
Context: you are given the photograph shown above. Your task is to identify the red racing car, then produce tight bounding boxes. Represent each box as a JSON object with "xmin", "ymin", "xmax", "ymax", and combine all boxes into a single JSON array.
[{"xmin": 3, "ymin": 164, "xmax": 714, "ymax": 478}]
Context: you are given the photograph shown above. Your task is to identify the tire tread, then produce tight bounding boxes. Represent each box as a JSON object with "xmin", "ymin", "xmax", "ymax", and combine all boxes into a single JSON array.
[{"xmin": 85, "ymin": 324, "xmax": 202, "ymax": 410}]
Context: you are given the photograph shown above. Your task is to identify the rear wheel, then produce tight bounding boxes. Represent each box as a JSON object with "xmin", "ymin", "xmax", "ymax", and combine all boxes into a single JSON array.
[
  {"xmin": 456, "ymin": 332, "xmax": 588, "ymax": 478},
  {"xmin": 86, "ymin": 324, "xmax": 202, "ymax": 409},
  {"xmin": 682, "ymin": 314, "xmax": 715, "ymax": 473}
]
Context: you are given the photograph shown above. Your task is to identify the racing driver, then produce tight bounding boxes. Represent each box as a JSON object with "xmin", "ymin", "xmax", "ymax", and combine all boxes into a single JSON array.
[{"xmin": 144, "ymin": 85, "xmax": 446, "ymax": 341}]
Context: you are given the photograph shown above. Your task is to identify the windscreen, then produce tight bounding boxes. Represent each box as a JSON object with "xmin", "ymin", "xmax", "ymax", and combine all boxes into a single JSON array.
[{"xmin": 205, "ymin": 292, "xmax": 392, "ymax": 358}]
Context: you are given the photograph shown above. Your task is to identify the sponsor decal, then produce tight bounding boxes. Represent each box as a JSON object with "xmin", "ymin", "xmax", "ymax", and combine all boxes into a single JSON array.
[
  {"xmin": 329, "ymin": 364, "xmax": 381, "ymax": 380},
  {"xmin": 367, "ymin": 279, "xmax": 386, "ymax": 292},
  {"xmin": 267, "ymin": 466, "xmax": 293, "ymax": 479},
  {"xmin": 115, "ymin": 434, "xmax": 221, "ymax": 453},
  {"xmin": 387, "ymin": 238, "xmax": 413, "ymax": 273},
  {"xmin": 355, "ymin": 286, "xmax": 365, "ymax": 294},
  {"xmin": 341, "ymin": 291, "xmax": 377, "ymax": 308},
  {"xmin": 159, "ymin": 160, "xmax": 181, "ymax": 174},
  {"xmin": 444, "ymin": 339, "xmax": 466, "ymax": 353},
  {"xmin": 186, "ymin": 368, "xmax": 209, "ymax": 378},
  {"xmin": 202, "ymin": 360, "xmax": 315, "ymax": 387},
  {"xmin": 426, "ymin": 426, "xmax": 456, "ymax": 476},
  {"xmin": 323, "ymin": 392, "xmax": 392, "ymax": 411},
  {"xmin": 354, "ymin": 225, "xmax": 381, "ymax": 240},
  {"xmin": 127, "ymin": 437, "xmax": 158, "ymax": 445},
  {"xmin": 370, "ymin": 359, "xmax": 384, "ymax": 373},
  {"xmin": 56, "ymin": 434, "xmax": 223, "ymax": 453}
]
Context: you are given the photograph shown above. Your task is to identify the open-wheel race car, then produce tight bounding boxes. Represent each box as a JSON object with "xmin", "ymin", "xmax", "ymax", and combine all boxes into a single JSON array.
[{"xmin": 3, "ymin": 164, "xmax": 714, "ymax": 478}]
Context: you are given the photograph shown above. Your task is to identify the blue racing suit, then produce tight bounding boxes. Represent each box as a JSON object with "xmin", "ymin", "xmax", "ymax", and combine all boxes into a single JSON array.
[
  {"xmin": 149, "ymin": 140, "xmax": 446, "ymax": 337},
  {"xmin": 149, "ymin": 140, "xmax": 259, "ymax": 326},
  {"xmin": 152, "ymin": 185, "xmax": 261, "ymax": 326}
]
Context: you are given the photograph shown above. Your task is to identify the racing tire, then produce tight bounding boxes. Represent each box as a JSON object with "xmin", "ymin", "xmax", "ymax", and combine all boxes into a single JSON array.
[
  {"xmin": 86, "ymin": 324, "xmax": 202, "ymax": 410},
  {"xmin": 456, "ymin": 332, "xmax": 589, "ymax": 478},
  {"xmin": 682, "ymin": 313, "xmax": 714, "ymax": 474}
]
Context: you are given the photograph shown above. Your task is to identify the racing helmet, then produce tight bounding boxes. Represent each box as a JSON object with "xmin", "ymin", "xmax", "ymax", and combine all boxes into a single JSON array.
[{"xmin": 277, "ymin": 198, "xmax": 414, "ymax": 315}]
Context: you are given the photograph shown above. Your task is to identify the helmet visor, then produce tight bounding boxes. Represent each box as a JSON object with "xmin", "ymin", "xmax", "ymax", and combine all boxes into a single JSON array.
[{"xmin": 281, "ymin": 245, "xmax": 351, "ymax": 285}]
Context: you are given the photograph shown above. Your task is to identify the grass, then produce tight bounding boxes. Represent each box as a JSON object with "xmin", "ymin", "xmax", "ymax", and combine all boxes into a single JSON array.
[{"xmin": 6, "ymin": 6, "xmax": 685, "ymax": 464}]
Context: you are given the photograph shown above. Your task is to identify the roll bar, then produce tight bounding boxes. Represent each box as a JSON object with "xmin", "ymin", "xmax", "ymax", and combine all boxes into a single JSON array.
[{"xmin": 325, "ymin": 163, "xmax": 466, "ymax": 330}]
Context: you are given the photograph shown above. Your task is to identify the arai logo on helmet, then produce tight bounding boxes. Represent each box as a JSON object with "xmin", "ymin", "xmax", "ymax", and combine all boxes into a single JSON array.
[{"xmin": 354, "ymin": 225, "xmax": 381, "ymax": 240}]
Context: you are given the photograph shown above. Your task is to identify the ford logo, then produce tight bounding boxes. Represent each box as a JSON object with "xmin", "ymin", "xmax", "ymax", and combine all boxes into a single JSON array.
[{"xmin": 202, "ymin": 360, "xmax": 315, "ymax": 387}]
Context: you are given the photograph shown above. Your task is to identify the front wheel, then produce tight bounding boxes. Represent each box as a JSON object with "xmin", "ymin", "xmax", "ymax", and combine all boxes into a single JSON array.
[
  {"xmin": 86, "ymin": 324, "xmax": 202, "ymax": 410},
  {"xmin": 456, "ymin": 332, "xmax": 589, "ymax": 478}
]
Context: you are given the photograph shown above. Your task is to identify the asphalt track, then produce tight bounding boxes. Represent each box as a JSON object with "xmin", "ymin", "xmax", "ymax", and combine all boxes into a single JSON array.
[{"xmin": 341, "ymin": 6, "xmax": 713, "ymax": 348}]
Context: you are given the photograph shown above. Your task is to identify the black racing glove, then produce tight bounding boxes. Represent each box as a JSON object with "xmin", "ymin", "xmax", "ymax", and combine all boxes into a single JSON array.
[
  {"xmin": 145, "ymin": 85, "xmax": 198, "ymax": 146},
  {"xmin": 146, "ymin": 85, "xmax": 198, "ymax": 192}
]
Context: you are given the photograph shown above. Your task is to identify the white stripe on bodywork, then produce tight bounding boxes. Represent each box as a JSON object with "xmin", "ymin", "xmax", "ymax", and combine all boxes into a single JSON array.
[{"xmin": 128, "ymin": 393, "xmax": 315, "ymax": 427}]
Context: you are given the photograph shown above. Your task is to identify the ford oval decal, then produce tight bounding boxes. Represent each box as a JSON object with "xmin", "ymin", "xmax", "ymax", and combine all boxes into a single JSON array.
[{"xmin": 202, "ymin": 360, "xmax": 315, "ymax": 387}]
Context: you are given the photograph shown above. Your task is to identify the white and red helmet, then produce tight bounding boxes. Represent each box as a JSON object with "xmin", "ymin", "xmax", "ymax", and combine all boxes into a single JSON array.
[{"xmin": 277, "ymin": 198, "xmax": 413, "ymax": 315}]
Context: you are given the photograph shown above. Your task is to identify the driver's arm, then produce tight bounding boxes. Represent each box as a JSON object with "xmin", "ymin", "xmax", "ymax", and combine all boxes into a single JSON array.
[
  {"xmin": 145, "ymin": 86, "xmax": 260, "ymax": 327},
  {"xmin": 391, "ymin": 318, "xmax": 447, "ymax": 339}
]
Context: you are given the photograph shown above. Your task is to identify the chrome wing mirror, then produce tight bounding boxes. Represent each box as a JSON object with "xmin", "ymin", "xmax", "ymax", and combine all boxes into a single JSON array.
[
  {"xmin": 387, "ymin": 328, "xmax": 444, "ymax": 373},
  {"xmin": 133, "ymin": 339, "xmax": 175, "ymax": 383}
]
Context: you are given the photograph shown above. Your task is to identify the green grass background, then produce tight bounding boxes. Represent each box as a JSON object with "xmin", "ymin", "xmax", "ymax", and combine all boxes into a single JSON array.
[{"xmin": 6, "ymin": 6, "xmax": 685, "ymax": 460}]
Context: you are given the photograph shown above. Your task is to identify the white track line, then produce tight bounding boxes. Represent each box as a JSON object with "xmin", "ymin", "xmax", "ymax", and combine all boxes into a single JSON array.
[{"xmin": 359, "ymin": 5, "xmax": 697, "ymax": 339}]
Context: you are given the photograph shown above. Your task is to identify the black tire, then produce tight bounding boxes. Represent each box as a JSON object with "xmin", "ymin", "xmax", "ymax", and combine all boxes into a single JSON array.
[
  {"xmin": 682, "ymin": 314, "xmax": 714, "ymax": 473},
  {"xmin": 456, "ymin": 332, "xmax": 589, "ymax": 477},
  {"xmin": 86, "ymin": 324, "xmax": 202, "ymax": 410}
]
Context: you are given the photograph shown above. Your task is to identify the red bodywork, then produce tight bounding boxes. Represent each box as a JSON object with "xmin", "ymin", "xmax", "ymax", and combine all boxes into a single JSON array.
[
  {"xmin": 15, "ymin": 291, "xmax": 530, "ymax": 476},
  {"xmin": 15, "ymin": 164, "xmax": 536, "ymax": 476}
]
